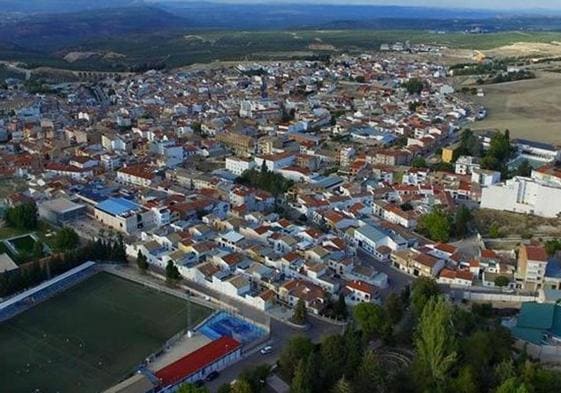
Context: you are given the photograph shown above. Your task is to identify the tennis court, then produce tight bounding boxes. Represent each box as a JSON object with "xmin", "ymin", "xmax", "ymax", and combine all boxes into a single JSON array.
[{"xmin": 0, "ymin": 272, "xmax": 212, "ymax": 393}]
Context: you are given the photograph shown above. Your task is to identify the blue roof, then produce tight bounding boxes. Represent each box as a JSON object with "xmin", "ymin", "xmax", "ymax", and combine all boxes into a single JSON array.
[
  {"xmin": 546, "ymin": 260, "xmax": 561, "ymax": 279},
  {"xmin": 96, "ymin": 197, "xmax": 139, "ymax": 216}
]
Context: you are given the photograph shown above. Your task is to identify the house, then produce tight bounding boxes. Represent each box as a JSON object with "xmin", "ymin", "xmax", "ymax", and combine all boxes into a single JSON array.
[
  {"xmin": 279, "ymin": 279, "xmax": 326, "ymax": 314},
  {"xmin": 344, "ymin": 280, "xmax": 381, "ymax": 305},
  {"xmin": 516, "ymin": 244, "xmax": 549, "ymax": 291},
  {"xmin": 391, "ymin": 248, "xmax": 445, "ymax": 278},
  {"xmin": 117, "ymin": 165, "xmax": 159, "ymax": 187},
  {"xmin": 353, "ymin": 224, "xmax": 393, "ymax": 259}
]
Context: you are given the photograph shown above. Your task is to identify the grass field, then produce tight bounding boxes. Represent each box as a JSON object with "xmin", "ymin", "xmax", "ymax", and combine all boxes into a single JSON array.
[
  {"xmin": 0, "ymin": 272, "xmax": 213, "ymax": 393},
  {"xmin": 471, "ymin": 71, "xmax": 561, "ymax": 144}
]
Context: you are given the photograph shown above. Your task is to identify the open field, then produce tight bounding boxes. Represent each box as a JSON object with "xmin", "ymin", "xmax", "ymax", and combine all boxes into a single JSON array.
[
  {"xmin": 3, "ymin": 29, "xmax": 561, "ymax": 72},
  {"xmin": 470, "ymin": 71, "xmax": 561, "ymax": 144},
  {"xmin": 474, "ymin": 208, "xmax": 561, "ymax": 239},
  {"xmin": 0, "ymin": 272, "xmax": 212, "ymax": 393}
]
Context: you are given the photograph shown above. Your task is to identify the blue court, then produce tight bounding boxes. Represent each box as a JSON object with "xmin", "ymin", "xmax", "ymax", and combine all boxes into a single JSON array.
[{"xmin": 198, "ymin": 312, "xmax": 266, "ymax": 344}]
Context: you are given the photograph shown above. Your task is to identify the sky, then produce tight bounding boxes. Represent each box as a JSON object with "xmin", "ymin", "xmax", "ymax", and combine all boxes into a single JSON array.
[{"xmin": 169, "ymin": 0, "xmax": 561, "ymax": 11}]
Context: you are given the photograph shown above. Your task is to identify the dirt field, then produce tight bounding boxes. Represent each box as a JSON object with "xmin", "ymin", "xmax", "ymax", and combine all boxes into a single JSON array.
[{"xmin": 470, "ymin": 71, "xmax": 561, "ymax": 144}]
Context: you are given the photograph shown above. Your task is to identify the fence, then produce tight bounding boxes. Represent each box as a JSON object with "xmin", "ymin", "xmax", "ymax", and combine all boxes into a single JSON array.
[{"xmin": 0, "ymin": 261, "xmax": 98, "ymax": 322}]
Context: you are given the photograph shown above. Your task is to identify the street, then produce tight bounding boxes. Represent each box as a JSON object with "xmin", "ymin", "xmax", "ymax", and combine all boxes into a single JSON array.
[{"xmin": 204, "ymin": 317, "xmax": 344, "ymax": 391}]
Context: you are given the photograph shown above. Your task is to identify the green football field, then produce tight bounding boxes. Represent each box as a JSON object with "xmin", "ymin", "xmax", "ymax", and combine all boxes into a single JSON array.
[{"xmin": 0, "ymin": 272, "xmax": 213, "ymax": 393}]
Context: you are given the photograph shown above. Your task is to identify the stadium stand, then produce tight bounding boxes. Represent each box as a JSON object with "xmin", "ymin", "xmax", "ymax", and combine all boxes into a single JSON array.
[{"xmin": 0, "ymin": 261, "xmax": 97, "ymax": 322}]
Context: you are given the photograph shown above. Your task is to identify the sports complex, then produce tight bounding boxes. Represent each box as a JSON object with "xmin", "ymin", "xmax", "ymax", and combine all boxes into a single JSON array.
[{"xmin": 0, "ymin": 262, "xmax": 268, "ymax": 393}]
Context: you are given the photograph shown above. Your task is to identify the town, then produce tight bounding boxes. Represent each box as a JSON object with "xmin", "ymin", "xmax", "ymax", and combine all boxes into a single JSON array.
[{"xmin": 2, "ymin": 51, "xmax": 561, "ymax": 393}]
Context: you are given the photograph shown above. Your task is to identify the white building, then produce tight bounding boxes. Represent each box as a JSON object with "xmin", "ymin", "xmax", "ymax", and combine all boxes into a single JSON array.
[
  {"xmin": 471, "ymin": 168, "xmax": 501, "ymax": 187},
  {"xmin": 225, "ymin": 157, "xmax": 256, "ymax": 176},
  {"xmin": 455, "ymin": 155, "xmax": 480, "ymax": 175},
  {"xmin": 481, "ymin": 176, "xmax": 561, "ymax": 218}
]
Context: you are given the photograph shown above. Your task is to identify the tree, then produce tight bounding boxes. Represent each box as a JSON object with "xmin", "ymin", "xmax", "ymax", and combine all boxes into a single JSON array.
[
  {"xmin": 230, "ymin": 379, "xmax": 253, "ymax": 393},
  {"xmin": 384, "ymin": 293, "xmax": 404, "ymax": 325},
  {"xmin": 414, "ymin": 297, "xmax": 457, "ymax": 393},
  {"xmin": 165, "ymin": 260, "xmax": 180, "ymax": 281},
  {"xmin": 496, "ymin": 378, "xmax": 530, "ymax": 393},
  {"xmin": 354, "ymin": 350, "xmax": 385, "ymax": 393},
  {"xmin": 544, "ymin": 239, "xmax": 561, "ymax": 256},
  {"xmin": 450, "ymin": 365, "xmax": 478, "ymax": 393},
  {"xmin": 417, "ymin": 208, "xmax": 452, "ymax": 242},
  {"xmin": 411, "ymin": 156, "xmax": 428, "ymax": 168},
  {"xmin": 320, "ymin": 335, "xmax": 347, "ymax": 388},
  {"xmin": 494, "ymin": 359, "xmax": 516, "ymax": 385},
  {"xmin": 291, "ymin": 358, "xmax": 311, "ymax": 393},
  {"xmin": 411, "ymin": 277, "xmax": 441, "ymax": 316},
  {"xmin": 454, "ymin": 205, "xmax": 472, "ymax": 238},
  {"xmin": 494, "ymin": 276, "xmax": 510, "ymax": 288},
  {"xmin": 402, "ymin": 78, "xmax": 424, "ymax": 95},
  {"xmin": 6, "ymin": 202, "xmax": 38, "ymax": 230},
  {"xmin": 137, "ymin": 250, "xmax": 148, "ymax": 273},
  {"xmin": 278, "ymin": 336, "xmax": 314, "ymax": 380},
  {"xmin": 176, "ymin": 383, "xmax": 209, "ymax": 393},
  {"xmin": 292, "ymin": 299, "xmax": 307, "ymax": 325},
  {"xmin": 334, "ymin": 293, "xmax": 348, "ymax": 320},
  {"xmin": 459, "ymin": 129, "xmax": 483, "ymax": 157},
  {"xmin": 53, "ymin": 227, "xmax": 80, "ymax": 252},
  {"xmin": 331, "ymin": 376, "xmax": 353, "ymax": 393},
  {"xmin": 353, "ymin": 303, "xmax": 387, "ymax": 339},
  {"xmin": 32, "ymin": 240, "xmax": 45, "ymax": 260}
]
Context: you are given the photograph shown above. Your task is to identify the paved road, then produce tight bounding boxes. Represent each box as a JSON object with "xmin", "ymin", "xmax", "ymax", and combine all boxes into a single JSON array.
[
  {"xmin": 205, "ymin": 317, "xmax": 344, "ymax": 392},
  {"xmin": 356, "ymin": 249, "xmax": 413, "ymax": 298},
  {"xmin": 113, "ymin": 264, "xmax": 345, "ymax": 392}
]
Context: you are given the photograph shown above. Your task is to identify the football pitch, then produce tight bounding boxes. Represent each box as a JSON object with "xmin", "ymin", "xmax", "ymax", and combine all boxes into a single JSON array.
[{"xmin": 0, "ymin": 272, "xmax": 213, "ymax": 393}]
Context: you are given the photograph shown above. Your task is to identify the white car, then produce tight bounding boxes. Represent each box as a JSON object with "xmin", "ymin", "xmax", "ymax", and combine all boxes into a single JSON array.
[{"xmin": 260, "ymin": 345, "xmax": 272, "ymax": 355}]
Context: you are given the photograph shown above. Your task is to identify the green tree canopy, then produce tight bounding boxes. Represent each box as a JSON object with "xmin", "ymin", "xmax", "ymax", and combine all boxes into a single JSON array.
[
  {"xmin": 6, "ymin": 202, "xmax": 38, "ymax": 230},
  {"xmin": 494, "ymin": 276, "xmax": 510, "ymax": 287},
  {"xmin": 278, "ymin": 336, "xmax": 314, "ymax": 380},
  {"xmin": 414, "ymin": 296, "xmax": 457, "ymax": 393},
  {"xmin": 292, "ymin": 298, "xmax": 308, "ymax": 325},
  {"xmin": 411, "ymin": 277, "xmax": 441, "ymax": 316},
  {"xmin": 417, "ymin": 208, "xmax": 452, "ymax": 242},
  {"xmin": 137, "ymin": 250, "xmax": 148, "ymax": 272},
  {"xmin": 165, "ymin": 260, "xmax": 181, "ymax": 281},
  {"xmin": 53, "ymin": 227, "xmax": 80, "ymax": 252}
]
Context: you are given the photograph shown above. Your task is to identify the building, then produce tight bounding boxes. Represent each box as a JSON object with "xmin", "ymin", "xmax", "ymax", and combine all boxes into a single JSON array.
[
  {"xmin": 471, "ymin": 168, "xmax": 501, "ymax": 187},
  {"xmin": 441, "ymin": 144, "xmax": 460, "ymax": 163},
  {"xmin": 38, "ymin": 198, "xmax": 86, "ymax": 225},
  {"xmin": 117, "ymin": 165, "xmax": 159, "ymax": 187},
  {"xmin": 155, "ymin": 336, "xmax": 241, "ymax": 388},
  {"xmin": 481, "ymin": 177, "xmax": 561, "ymax": 218},
  {"xmin": 344, "ymin": 280, "xmax": 381, "ymax": 305},
  {"xmin": 455, "ymin": 156, "xmax": 480, "ymax": 175},
  {"xmin": 94, "ymin": 198, "xmax": 154, "ymax": 234},
  {"xmin": 225, "ymin": 157, "xmax": 256, "ymax": 176},
  {"xmin": 510, "ymin": 302, "xmax": 561, "ymax": 363},
  {"xmin": 217, "ymin": 132, "xmax": 255, "ymax": 157},
  {"xmin": 516, "ymin": 244, "xmax": 549, "ymax": 291}
]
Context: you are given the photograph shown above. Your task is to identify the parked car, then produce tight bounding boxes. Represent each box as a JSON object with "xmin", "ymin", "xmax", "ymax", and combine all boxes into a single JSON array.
[
  {"xmin": 260, "ymin": 345, "xmax": 273, "ymax": 355},
  {"xmin": 205, "ymin": 371, "xmax": 220, "ymax": 382}
]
